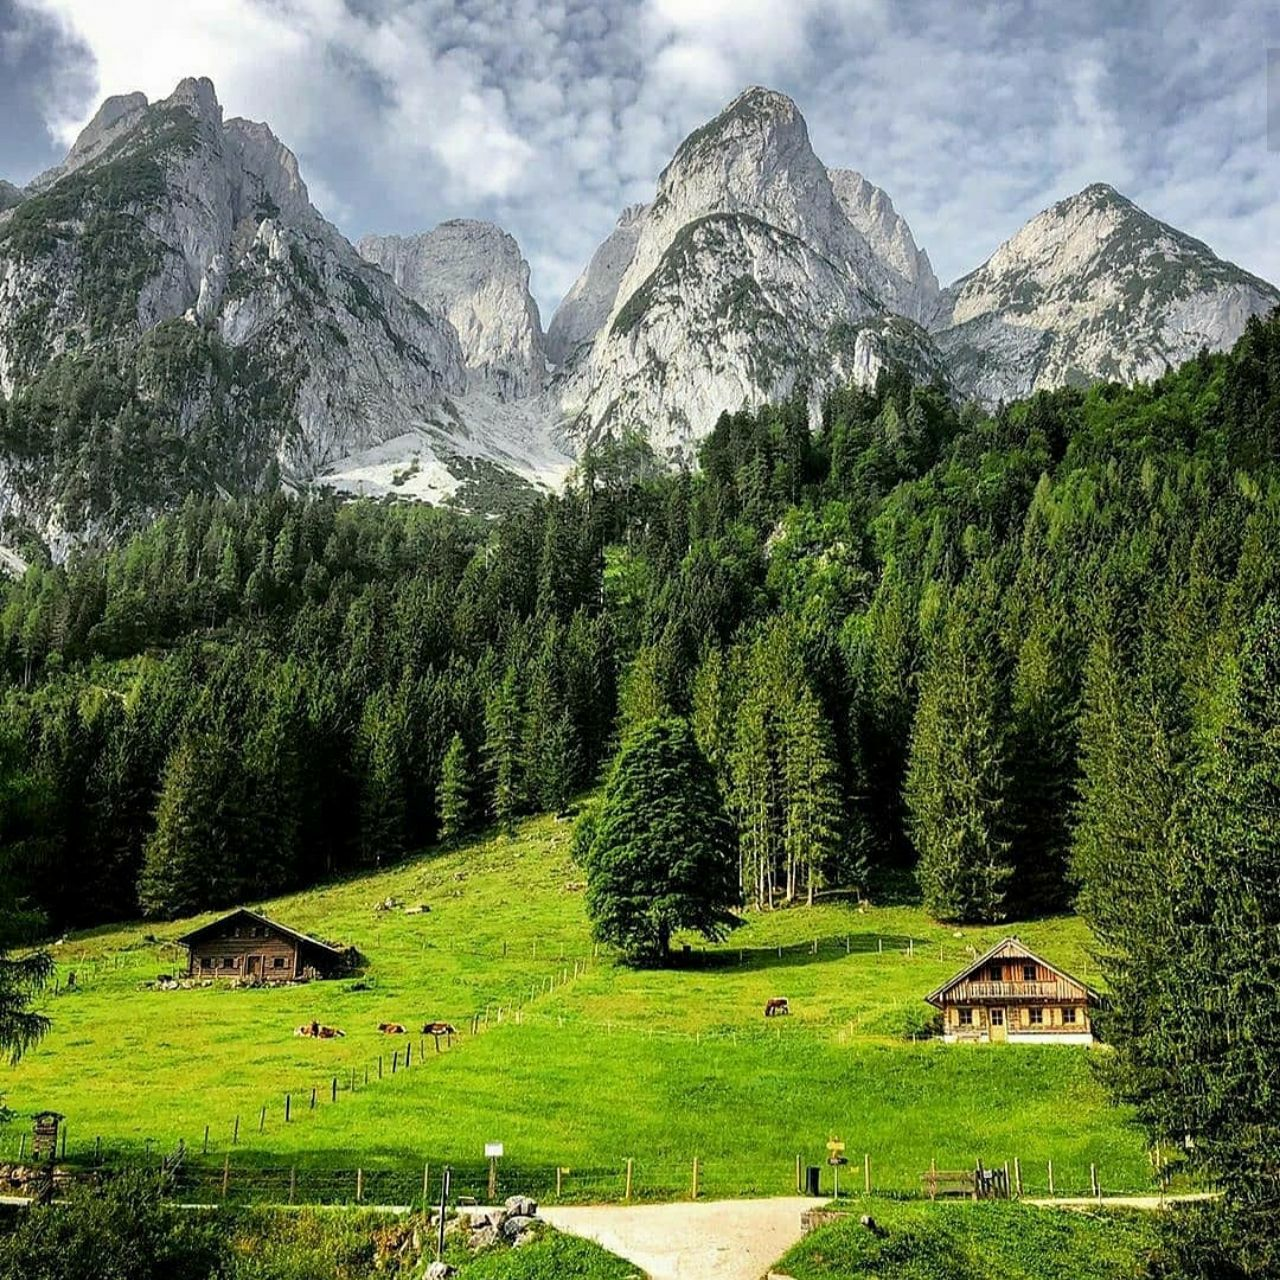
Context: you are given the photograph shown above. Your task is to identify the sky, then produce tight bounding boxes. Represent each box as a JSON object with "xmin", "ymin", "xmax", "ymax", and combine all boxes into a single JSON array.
[{"xmin": 2, "ymin": 0, "xmax": 1278, "ymax": 319}]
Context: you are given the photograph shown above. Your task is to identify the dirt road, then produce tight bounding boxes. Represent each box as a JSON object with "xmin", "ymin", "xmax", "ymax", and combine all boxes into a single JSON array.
[{"xmin": 541, "ymin": 1197, "xmax": 822, "ymax": 1280}]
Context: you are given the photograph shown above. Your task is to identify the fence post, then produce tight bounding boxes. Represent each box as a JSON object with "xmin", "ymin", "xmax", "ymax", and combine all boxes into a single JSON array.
[
  {"xmin": 556, "ymin": 1167, "xmax": 563, "ymax": 1199},
  {"xmin": 691, "ymin": 1157, "xmax": 699, "ymax": 1201},
  {"xmin": 289, "ymin": 1166, "xmax": 296, "ymax": 1205},
  {"xmin": 95, "ymin": 1136, "xmax": 102, "ymax": 1165},
  {"xmin": 864, "ymin": 1153, "xmax": 871, "ymax": 1195},
  {"xmin": 1047, "ymin": 1159, "xmax": 1054, "ymax": 1197},
  {"xmin": 357, "ymin": 1167, "xmax": 364, "ymax": 1203},
  {"xmin": 233, "ymin": 1115, "xmax": 240, "ymax": 1145},
  {"xmin": 1014, "ymin": 1157, "xmax": 1022, "ymax": 1198},
  {"xmin": 332, "ymin": 1077, "xmax": 338, "ymax": 1104},
  {"xmin": 285, "ymin": 1094, "xmax": 291, "ymax": 1124},
  {"xmin": 259, "ymin": 1107, "xmax": 266, "ymax": 1134},
  {"xmin": 795, "ymin": 1154, "xmax": 801, "ymax": 1193},
  {"xmin": 378, "ymin": 1056, "xmax": 383, "ymax": 1079},
  {"xmin": 1091, "ymin": 1163, "xmax": 1100, "ymax": 1201},
  {"xmin": 624, "ymin": 1158, "xmax": 633, "ymax": 1202},
  {"xmin": 310, "ymin": 1087, "xmax": 317, "ymax": 1110},
  {"xmin": 202, "ymin": 1125, "xmax": 209, "ymax": 1156},
  {"xmin": 423, "ymin": 1162, "xmax": 430, "ymax": 1209},
  {"xmin": 221, "ymin": 1154, "xmax": 230, "ymax": 1199}
]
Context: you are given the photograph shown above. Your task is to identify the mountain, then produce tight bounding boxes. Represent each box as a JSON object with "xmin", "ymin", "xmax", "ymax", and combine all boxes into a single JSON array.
[
  {"xmin": 550, "ymin": 87, "xmax": 946, "ymax": 460},
  {"xmin": 358, "ymin": 220, "xmax": 545, "ymax": 400},
  {"xmin": 1, "ymin": 78, "xmax": 1276, "ymax": 555},
  {"xmin": 0, "ymin": 77, "xmax": 570, "ymax": 552},
  {"xmin": 930, "ymin": 183, "xmax": 1280, "ymax": 403}
]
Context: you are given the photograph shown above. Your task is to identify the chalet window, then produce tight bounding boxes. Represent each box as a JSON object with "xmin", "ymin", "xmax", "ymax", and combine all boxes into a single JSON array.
[
  {"xmin": 989, "ymin": 965, "xmax": 1002, "ymax": 982},
  {"xmin": 201, "ymin": 957, "xmax": 213, "ymax": 970},
  {"xmin": 1063, "ymin": 1007, "xmax": 1077, "ymax": 1024},
  {"xmin": 1022, "ymin": 964, "xmax": 1036, "ymax": 982},
  {"xmin": 958, "ymin": 1008, "xmax": 974, "ymax": 1025},
  {"xmin": 1029, "ymin": 1007, "xmax": 1044, "ymax": 1024},
  {"xmin": 221, "ymin": 957, "xmax": 237, "ymax": 969},
  {"xmin": 233, "ymin": 927, "xmax": 242, "ymax": 938},
  {"xmin": 272, "ymin": 957, "xmax": 286, "ymax": 969},
  {"xmin": 990, "ymin": 1009, "xmax": 1004, "ymax": 1026}
]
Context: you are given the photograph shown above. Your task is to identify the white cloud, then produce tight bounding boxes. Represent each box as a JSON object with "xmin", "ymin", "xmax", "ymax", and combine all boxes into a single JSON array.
[{"xmin": 8, "ymin": 0, "xmax": 1280, "ymax": 315}]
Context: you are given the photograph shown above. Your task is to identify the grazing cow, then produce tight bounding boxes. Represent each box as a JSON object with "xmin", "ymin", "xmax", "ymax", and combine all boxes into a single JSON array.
[
  {"xmin": 378, "ymin": 1022, "xmax": 407, "ymax": 1035},
  {"xmin": 764, "ymin": 998, "xmax": 790, "ymax": 1018}
]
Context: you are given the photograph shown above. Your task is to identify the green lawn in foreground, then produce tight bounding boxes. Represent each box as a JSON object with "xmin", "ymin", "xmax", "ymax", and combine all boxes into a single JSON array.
[
  {"xmin": 1, "ymin": 811, "xmax": 1153, "ymax": 1203},
  {"xmin": 773, "ymin": 1199, "xmax": 1157, "ymax": 1279}
]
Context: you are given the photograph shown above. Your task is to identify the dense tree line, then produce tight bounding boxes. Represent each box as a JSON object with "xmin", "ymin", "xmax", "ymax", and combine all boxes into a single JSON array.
[{"xmin": 5, "ymin": 316, "xmax": 1280, "ymax": 944}]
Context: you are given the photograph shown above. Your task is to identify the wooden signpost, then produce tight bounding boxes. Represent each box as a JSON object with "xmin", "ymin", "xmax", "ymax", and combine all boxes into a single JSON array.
[{"xmin": 826, "ymin": 1138, "xmax": 848, "ymax": 1198}]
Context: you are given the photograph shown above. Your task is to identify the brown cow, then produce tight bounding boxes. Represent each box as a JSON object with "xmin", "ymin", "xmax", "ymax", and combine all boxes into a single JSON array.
[
  {"xmin": 378, "ymin": 1022, "xmax": 407, "ymax": 1035},
  {"xmin": 421, "ymin": 1021, "xmax": 458, "ymax": 1037},
  {"xmin": 296, "ymin": 1021, "xmax": 345, "ymax": 1038},
  {"xmin": 764, "ymin": 998, "xmax": 790, "ymax": 1018}
]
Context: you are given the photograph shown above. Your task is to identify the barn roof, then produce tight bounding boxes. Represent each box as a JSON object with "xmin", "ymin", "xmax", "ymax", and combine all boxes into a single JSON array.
[
  {"xmin": 923, "ymin": 936, "xmax": 1101, "ymax": 1008},
  {"xmin": 177, "ymin": 908, "xmax": 345, "ymax": 957}
]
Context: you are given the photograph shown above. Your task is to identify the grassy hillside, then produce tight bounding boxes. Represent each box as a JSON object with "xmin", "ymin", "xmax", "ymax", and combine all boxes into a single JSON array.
[
  {"xmin": 773, "ymin": 1199, "xmax": 1158, "ymax": 1279},
  {"xmin": 1, "ymin": 812, "xmax": 1153, "ymax": 1203}
]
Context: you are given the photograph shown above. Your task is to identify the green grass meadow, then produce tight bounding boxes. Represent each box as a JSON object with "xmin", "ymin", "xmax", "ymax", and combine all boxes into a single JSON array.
[
  {"xmin": 773, "ymin": 1199, "xmax": 1158, "ymax": 1279},
  {"xmin": 2, "ymin": 812, "xmax": 1154, "ymax": 1204}
]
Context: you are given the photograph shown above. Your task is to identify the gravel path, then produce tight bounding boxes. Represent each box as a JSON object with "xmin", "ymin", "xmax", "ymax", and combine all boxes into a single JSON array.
[{"xmin": 541, "ymin": 1197, "xmax": 823, "ymax": 1280}]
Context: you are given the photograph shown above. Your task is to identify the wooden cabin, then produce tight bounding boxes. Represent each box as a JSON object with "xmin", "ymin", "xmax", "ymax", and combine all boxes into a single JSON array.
[
  {"xmin": 178, "ymin": 909, "xmax": 345, "ymax": 983},
  {"xmin": 924, "ymin": 937, "xmax": 1099, "ymax": 1044}
]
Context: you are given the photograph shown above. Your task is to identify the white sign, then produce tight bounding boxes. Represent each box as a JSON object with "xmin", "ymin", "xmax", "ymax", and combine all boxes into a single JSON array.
[{"xmin": 485, "ymin": 1142, "xmax": 504, "ymax": 1159}]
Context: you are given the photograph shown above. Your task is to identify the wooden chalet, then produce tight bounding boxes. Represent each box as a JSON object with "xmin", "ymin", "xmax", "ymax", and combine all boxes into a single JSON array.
[
  {"xmin": 178, "ymin": 909, "xmax": 345, "ymax": 983},
  {"xmin": 924, "ymin": 937, "xmax": 1099, "ymax": 1044}
]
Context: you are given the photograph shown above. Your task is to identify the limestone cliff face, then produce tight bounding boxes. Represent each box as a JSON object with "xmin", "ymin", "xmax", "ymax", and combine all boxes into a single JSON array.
[
  {"xmin": 930, "ymin": 183, "xmax": 1280, "ymax": 403},
  {"xmin": 359, "ymin": 220, "xmax": 545, "ymax": 399},
  {"xmin": 545, "ymin": 203, "xmax": 646, "ymax": 369}
]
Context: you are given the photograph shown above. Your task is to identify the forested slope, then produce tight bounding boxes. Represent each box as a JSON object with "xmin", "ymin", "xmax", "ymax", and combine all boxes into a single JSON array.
[{"xmin": 2, "ymin": 313, "xmax": 1280, "ymax": 937}]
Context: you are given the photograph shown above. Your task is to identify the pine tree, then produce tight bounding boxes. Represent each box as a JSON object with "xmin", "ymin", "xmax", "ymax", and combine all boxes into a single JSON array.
[
  {"xmin": 905, "ymin": 587, "xmax": 1013, "ymax": 922},
  {"xmin": 782, "ymin": 688, "xmax": 844, "ymax": 904},
  {"xmin": 483, "ymin": 665, "xmax": 524, "ymax": 834},
  {"xmin": 437, "ymin": 731, "xmax": 473, "ymax": 844},
  {"xmin": 138, "ymin": 735, "xmax": 233, "ymax": 918},
  {"xmin": 580, "ymin": 718, "xmax": 738, "ymax": 964}
]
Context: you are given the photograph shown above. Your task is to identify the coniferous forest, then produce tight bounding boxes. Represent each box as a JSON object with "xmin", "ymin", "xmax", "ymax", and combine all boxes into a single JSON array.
[{"xmin": 2, "ymin": 313, "xmax": 1280, "ymax": 1266}]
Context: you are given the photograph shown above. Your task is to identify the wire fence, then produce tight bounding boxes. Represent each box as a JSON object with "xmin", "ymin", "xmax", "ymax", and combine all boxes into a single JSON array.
[{"xmin": 1, "ymin": 1146, "xmax": 1172, "ymax": 1209}]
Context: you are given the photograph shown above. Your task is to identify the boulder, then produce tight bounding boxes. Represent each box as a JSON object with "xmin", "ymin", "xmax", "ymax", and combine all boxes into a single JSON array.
[
  {"xmin": 425, "ymin": 1264, "xmax": 455, "ymax": 1280},
  {"xmin": 504, "ymin": 1194, "xmax": 538, "ymax": 1218},
  {"xmin": 501, "ymin": 1215, "xmax": 536, "ymax": 1242},
  {"xmin": 468, "ymin": 1225, "xmax": 500, "ymax": 1251}
]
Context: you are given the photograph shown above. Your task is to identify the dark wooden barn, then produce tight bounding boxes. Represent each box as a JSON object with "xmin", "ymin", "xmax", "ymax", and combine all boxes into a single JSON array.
[{"xmin": 178, "ymin": 909, "xmax": 345, "ymax": 983}]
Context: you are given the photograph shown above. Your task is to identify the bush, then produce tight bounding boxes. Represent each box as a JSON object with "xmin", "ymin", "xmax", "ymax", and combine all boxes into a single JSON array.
[{"xmin": 0, "ymin": 1171, "xmax": 227, "ymax": 1280}]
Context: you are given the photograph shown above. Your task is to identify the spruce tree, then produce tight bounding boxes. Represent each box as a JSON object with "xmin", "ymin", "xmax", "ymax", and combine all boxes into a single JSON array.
[
  {"xmin": 483, "ymin": 665, "xmax": 524, "ymax": 834},
  {"xmin": 905, "ymin": 587, "xmax": 1013, "ymax": 922},
  {"xmin": 437, "ymin": 731, "xmax": 473, "ymax": 844},
  {"xmin": 580, "ymin": 718, "xmax": 738, "ymax": 964}
]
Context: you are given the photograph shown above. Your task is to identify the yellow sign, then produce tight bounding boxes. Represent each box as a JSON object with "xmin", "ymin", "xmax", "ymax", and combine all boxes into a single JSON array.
[{"xmin": 826, "ymin": 1139, "xmax": 845, "ymax": 1153}]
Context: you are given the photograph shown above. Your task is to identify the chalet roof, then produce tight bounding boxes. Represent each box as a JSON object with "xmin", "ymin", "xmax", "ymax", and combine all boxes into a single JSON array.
[
  {"xmin": 923, "ymin": 936, "xmax": 1101, "ymax": 1008},
  {"xmin": 177, "ymin": 908, "xmax": 344, "ymax": 957}
]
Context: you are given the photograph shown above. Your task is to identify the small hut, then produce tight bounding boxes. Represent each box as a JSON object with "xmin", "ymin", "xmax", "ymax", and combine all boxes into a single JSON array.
[{"xmin": 177, "ymin": 909, "xmax": 345, "ymax": 983}]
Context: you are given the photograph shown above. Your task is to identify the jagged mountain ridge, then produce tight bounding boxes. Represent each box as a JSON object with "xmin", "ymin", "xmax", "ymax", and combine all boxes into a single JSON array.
[
  {"xmin": 1, "ymin": 76, "xmax": 1276, "ymax": 556},
  {"xmin": 0, "ymin": 78, "xmax": 580, "ymax": 551}
]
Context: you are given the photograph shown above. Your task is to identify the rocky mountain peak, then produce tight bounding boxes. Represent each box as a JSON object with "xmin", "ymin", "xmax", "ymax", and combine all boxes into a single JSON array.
[
  {"xmin": 828, "ymin": 168, "xmax": 939, "ymax": 322},
  {"xmin": 932, "ymin": 183, "xmax": 1280, "ymax": 403},
  {"xmin": 358, "ymin": 218, "xmax": 545, "ymax": 400}
]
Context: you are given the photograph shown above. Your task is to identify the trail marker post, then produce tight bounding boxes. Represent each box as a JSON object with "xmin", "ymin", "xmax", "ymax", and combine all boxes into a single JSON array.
[
  {"xmin": 826, "ymin": 1139, "xmax": 847, "ymax": 1199},
  {"xmin": 485, "ymin": 1142, "xmax": 503, "ymax": 1201}
]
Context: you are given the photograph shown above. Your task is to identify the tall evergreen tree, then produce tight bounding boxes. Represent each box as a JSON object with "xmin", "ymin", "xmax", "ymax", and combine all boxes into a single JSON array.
[
  {"xmin": 906, "ymin": 587, "xmax": 1013, "ymax": 922},
  {"xmin": 580, "ymin": 718, "xmax": 738, "ymax": 964},
  {"xmin": 437, "ymin": 731, "xmax": 473, "ymax": 844}
]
